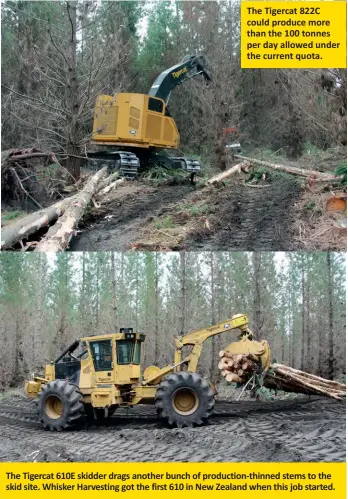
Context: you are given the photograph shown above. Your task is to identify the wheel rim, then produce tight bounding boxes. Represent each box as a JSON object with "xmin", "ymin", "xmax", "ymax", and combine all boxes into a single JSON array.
[
  {"xmin": 172, "ymin": 388, "xmax": 199, "ymax": 416},
  {"xmin": 44, "ymin": 395, "xmax": 63, "ymax": 419}
]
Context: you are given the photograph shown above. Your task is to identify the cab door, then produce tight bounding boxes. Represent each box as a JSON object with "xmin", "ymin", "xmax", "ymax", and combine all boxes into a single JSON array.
[{"xmin": 89, "ymin": 339, "xmax": 115, "ymax": 384}]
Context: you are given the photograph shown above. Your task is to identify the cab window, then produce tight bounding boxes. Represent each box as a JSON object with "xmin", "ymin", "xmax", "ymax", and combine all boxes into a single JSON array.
[
  {"xmin": 90, "ymin": 340, "xmax": 112, "ymax": 371},
  {"xmin": 148, "ymin": 97, "xmax": 163, "ymax": 113}
]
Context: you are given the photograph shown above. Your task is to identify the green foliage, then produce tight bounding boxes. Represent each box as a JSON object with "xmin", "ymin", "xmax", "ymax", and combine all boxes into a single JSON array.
[
  {"xmin": 2, "ymin": 211, "xmax": 23, "ymax": 221},
  {"xmin": 155, "ymin": 215, "xmax": 174, "ymax": 229},
  {"xmin": 305, "ymin": 201, "xmax": 316, "ymax": 210},
  {"xmin": 334, "ymin": 162, "xmax": 347, "ymax": 185},
  {"xmin": 186, "ymin": 204, "xmax": 210, "ymax": 216}
]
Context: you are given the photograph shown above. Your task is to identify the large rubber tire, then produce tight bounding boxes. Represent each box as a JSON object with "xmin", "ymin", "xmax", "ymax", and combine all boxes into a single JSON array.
[
  {"xmin": 155, "ymin": 372, "xmax": 215, "ymax": 428},
  {"xmin": 38, "ymin": 380, "xmax": 84, "ymax": 431}
]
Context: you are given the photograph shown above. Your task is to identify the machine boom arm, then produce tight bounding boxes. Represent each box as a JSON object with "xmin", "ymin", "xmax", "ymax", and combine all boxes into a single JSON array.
[
  {"xmin": 148, "ymin": 55, "xmax": 212, "ymax": 104},
  {"xmin": 174, "ymin": 314, "xmax": 253, "ymax": 372}
]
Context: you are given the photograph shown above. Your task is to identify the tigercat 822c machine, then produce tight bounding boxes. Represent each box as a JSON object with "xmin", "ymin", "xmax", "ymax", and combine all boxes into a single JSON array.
[
  {"xmin": 25, "ymin": 314, "xmax": 271, "ymax": 431},
  {"xmin": 87, "ymin": 54, "xmax": 212, "ymax": 181}
]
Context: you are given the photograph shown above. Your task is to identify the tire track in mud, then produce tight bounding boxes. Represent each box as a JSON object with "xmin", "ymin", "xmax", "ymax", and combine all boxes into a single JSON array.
[
  {"xmin": 0, "ymin": 397, "xmax": 344, "ymax": 462},
  {"xmin": 68, "ymin": 173, "xmax": 301, "ymax": 251},
  {"xmin": 69, "ymin": 183, "xmax": 193, "ymax": 251},
  {"xmin": 186, "ymin": 175, "xmax": 301, "ymax": 251}
]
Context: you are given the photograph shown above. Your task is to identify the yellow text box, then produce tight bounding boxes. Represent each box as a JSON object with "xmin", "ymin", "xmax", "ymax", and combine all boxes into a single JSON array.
[
  {"xmin": 241, "ymin": 1, "xmax": 347, "ymax": 68},
  {"xmin": 0, "ymin": 462, "xmax": 346, "ymax": 499}
]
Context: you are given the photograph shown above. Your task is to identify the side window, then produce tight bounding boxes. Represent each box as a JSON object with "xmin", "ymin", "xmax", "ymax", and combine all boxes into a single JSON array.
[
  {"xmin": 148, "ymin": 97, "xmax": 163, "ymax": 114},
  {"xmin": 90, "ymin": 340, "xmax": 112, "ymax": 371},
  {"xmin": 133, "ymin": 342, "xmax": 141, "ymax": 365},
  {"xmin": 117, "ymin": 340, "xmax": 133, "ymax": 365}
]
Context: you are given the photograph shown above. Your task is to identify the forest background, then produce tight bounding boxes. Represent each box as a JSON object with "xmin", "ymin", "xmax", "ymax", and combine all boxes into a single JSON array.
[
  {"xmin": 0, "ymin": 251, "xmax": 345, "ymax": 391},
  {"xmin": 1, "ymin": 0, "xmax": 346, "ymax": 178}
]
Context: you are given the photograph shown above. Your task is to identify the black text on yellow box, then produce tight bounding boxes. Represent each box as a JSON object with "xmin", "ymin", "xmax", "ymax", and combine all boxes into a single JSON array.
[
  {"xmin": 241, "ymin": 1, "xmax": 347, "ymax": 68},
  {"xmin": 0, "ymin": 462, "xmax": 346, "ymax": 499}
]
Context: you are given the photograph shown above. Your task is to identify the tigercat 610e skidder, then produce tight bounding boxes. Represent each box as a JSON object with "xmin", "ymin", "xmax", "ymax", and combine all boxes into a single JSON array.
[
  {"xmin": 25, "ymin": 314, "xmax": 271, "ymax": 431},
  {"xmin": 87, "ymin": 54, "xmax": 212, "ymax": 180}
]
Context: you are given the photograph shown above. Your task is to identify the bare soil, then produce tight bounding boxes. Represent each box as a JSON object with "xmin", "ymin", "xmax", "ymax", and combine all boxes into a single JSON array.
[
  {"xmin": 69, "ymin": 173, "xmax": 304, "ymax": 251},
  {"xmin": 0, "ymin": 395, "xmax": 344, "ymax": 462}
]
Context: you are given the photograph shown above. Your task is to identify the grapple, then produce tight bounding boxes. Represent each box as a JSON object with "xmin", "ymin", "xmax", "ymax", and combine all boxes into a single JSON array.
[{"xmin": 225, "ymin": 336, "xmax": 271, "ymax": 372}]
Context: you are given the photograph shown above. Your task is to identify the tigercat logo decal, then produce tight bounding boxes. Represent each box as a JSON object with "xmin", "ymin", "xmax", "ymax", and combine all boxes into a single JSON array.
[
  {"xmin": 207, "ymin": 325, "xmax": 220, "ymax": 332},
  {"xmin": 172, "ymin": 67, "xmax": 188, "ymax": 79}
]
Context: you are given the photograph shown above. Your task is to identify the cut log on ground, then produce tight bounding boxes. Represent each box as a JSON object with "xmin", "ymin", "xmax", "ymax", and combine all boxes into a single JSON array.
[
  {"xmin": 218, "ymin": 350, "xmax": 346, "ymax": 400},
  {"xmin": 96, "ymin": 171, "xmax": 120, "ymax": 192},
  {"xmin": 35, "ymin": 167, "xmax": 107, "ymax": 252},
  {"xmin": 95, "ymin": 178, "xmax": 126, "ymax": 199},
  {"xmin": 1, "ymin": 195, "xmax": 78, "ymax": 249},
  {"xmin": 235, "ymin": 155, "xmax": 342, "ymax": 182},
  {"xmin": 206, "ymin": 161, "xmax": 250, "ymax": 185}
]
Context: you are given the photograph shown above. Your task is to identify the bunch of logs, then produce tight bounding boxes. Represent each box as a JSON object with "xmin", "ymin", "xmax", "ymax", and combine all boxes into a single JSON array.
[
  {"xmin": 219, "ymin": 350, "xmax": 346, "ymax": 401},
  {"xmin": 218, "ymin": 351, "xmax": 259, "ymax": 383}
]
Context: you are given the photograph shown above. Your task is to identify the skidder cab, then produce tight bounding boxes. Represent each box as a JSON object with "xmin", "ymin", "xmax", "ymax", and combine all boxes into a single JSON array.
[{"xmin": 24, "ymin": 314, "xmax": 271, "ymax": 431}]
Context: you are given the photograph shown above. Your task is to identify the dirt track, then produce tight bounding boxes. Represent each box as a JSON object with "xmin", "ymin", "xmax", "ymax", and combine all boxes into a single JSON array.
[
  {"xmin": 0, "ymin": 396, "xmax": 344, "ymax": 462},
  {"xmin": 69, "ymin": 173, "xmax": 301, "ymax": 251}
]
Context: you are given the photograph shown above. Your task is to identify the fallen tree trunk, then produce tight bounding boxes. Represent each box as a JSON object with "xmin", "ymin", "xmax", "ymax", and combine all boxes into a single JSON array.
[
  {"xmin": 1, "ymin": 195, "xmax": 77, "ymax": 249},
  {"xmin": 96, "ymin": 178, "xmax": 126, "ymax": 199},
  {"xmin": 35, "ymin": 167, "xmax": 107, "ymax": 252},
  {"xmin": 219, "ymin": 351, "xmax": 346, "ymax": 400},
  {"xmin": 234, "ymin": 155, "xmax": 341, "ymax": 182},
  {"xmin": 96, "ymin": 171, "xmax": 120, "ymax": 192},
  {"xmin": 1, "ymin": 168, "xmax": 117, "ymax": 250},
  {"xmin": 206, "ymin": 161, "xmax": 250, "ymax": 185}
]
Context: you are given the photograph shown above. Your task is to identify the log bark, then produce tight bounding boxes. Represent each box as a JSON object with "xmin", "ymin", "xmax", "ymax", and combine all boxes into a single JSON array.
[
  {"xmin": 219, "ymin": 350, "xmax": 346, "ymax": 400},
  {"xmin": 95, "ymin": 178, "xmax": 126, "ymax": 199},
  {"xmin": 206, "ymin": 161, "xmax": 250, "ymax": 185},
  {"xmin": 272, "ymin": 364, "xmax": 346, "ymax": 390},
  {"xmin": 226, "ymin": 373, "xmax": 242, "ymax": 383},
  {"xmin": 35, "ymin": 167, "xmax": 107, "ymax": 252},
  {"xmin": 1, "ymin": 195, "xmax": 77, "ymax": 249},
  {"xmin": 96, "ymin": 171, "xmax": 120, "ymax": 192},
  {"xmin": 234, "ymin": 155, "xmax": 341, "ymax": 182}
]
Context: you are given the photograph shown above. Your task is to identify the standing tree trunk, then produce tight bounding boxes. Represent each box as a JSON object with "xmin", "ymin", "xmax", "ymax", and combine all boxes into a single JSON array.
[
  {"xmin": 65, "ymin": 1, "xmax": 82, "ymax": 179},
  {"xmin": 111, "ymin": 252, "xmax": 118, "ymax": 332},
  {"xmin": 301, "ymin": 255, "xmax": 306, "ymax": 370},
  {"xmin": 154, "ymin": 253, "xmax": 159, "ymax": 363},
  {"xmin": 179, "ymin": 252, "xmax": 186, "ymax": 334},
  {"xmin": 327, "ymin": 252, "xmax": 334, "ymax": 379},
  {"xmin": 252, "ymin": 252, "xmax": 261, "ymax": 340},
  {"xmin": 210, "ymin": 253, "xmax": 217, "ymax": 381}
]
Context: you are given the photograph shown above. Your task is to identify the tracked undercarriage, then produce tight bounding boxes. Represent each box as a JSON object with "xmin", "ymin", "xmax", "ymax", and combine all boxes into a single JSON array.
[{"xmin": 85, "ymin": 149, "xmax": 202, "ymax": 181}]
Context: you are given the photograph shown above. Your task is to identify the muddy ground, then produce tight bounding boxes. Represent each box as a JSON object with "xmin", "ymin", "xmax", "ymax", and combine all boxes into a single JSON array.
[
  {"xmin": 70, "ymin": 173, "xmax": 304, "ymax": 251},
  {"xmin": 0, "ymin": 395, "xmax": 344, "ymax": 462}
]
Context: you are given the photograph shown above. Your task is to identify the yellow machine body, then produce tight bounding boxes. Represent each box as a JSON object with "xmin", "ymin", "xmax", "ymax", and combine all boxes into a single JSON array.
[
  {"xmin": 25, "ymin": 315, "xmax": 271, "ymax": 411},
  {"xmin": 92, "ymin": 93, "xmax": 179, "ymax": 149}
]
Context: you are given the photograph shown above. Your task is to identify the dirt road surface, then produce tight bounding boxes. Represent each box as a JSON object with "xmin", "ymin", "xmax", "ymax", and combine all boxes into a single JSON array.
[
  {"xmin": 69, "ymin": 174, "xmax": 301, "ymax": 251},
  {"xmin": 0, "ymin": 396, "xmax": 344, "ymax": 462}
]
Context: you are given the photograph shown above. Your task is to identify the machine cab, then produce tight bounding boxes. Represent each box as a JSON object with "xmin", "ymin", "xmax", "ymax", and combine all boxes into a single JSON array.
[{"xmin": 85, "ymin": 329, "xmax": 145, "ymax": 385}]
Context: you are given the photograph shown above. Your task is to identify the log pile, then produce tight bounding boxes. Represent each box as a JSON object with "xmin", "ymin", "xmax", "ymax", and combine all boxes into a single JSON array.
[
  {"xmin": 219, "ymin": 350, "xmax": 346, "ymax": 401},
  {"xmin": 218, "ymin": 350, "xmax": 259, "ymax": 383},
  {"xmin": 1, "ymin": 168, "xmax": 125, "ymax": 251}
]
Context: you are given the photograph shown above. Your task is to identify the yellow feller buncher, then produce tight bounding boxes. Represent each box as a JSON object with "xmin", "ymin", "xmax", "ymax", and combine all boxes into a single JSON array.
[
  {"xmin": 87, "ymin": 54, "xmax": 212, "ymax": 182},
  {"xmin": 25, "ymin": 314, "xmax": 271, "ymax": 431}
]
